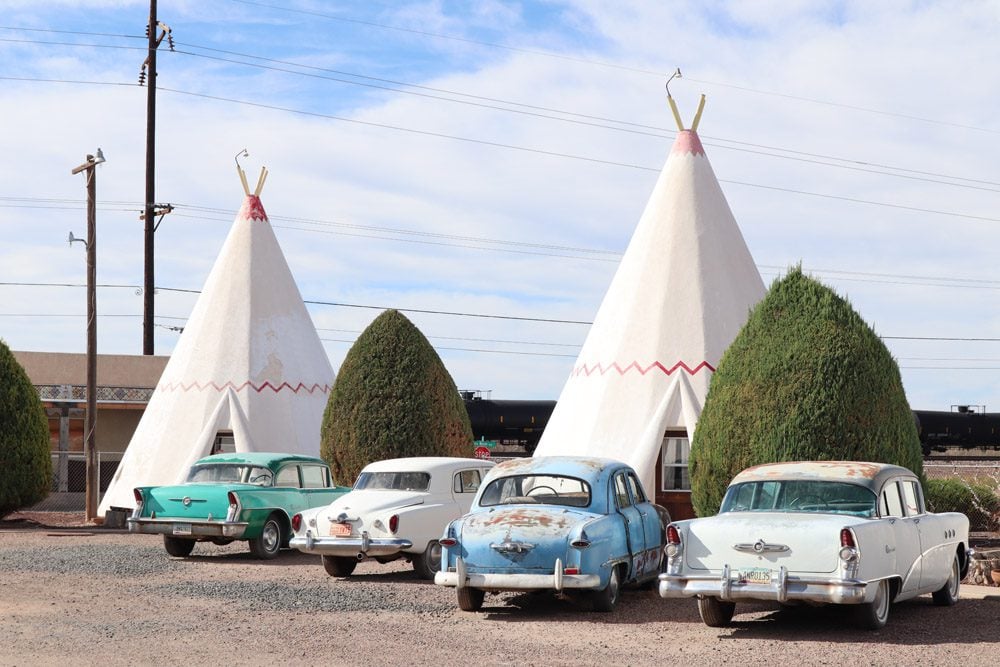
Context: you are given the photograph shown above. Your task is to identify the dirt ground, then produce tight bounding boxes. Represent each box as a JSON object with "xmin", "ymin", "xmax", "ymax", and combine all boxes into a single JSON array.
[{"xmin": 1, "ymin": 516, "xmax": 999, "ymax": 667}]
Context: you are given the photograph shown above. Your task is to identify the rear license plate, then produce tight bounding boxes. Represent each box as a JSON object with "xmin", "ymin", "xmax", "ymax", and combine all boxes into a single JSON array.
[
  {"xmin": 738, "ymin": 567, "xmax": 771, "ymax": 584},
  {"xmin": 329, "ymin": 522, "xmax": 352, "ymax": 537},
  {"xmin": 172, "ymin": 523, "xmax": 192, "ymax": 536}
]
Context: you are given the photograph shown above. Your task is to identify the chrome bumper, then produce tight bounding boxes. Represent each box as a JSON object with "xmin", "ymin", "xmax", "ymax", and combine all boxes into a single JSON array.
[
  {"xmin": 658, "ymin": 564, "xmax": 873, "ymax": 605},
  {"xmin": 127, "ymin": 517, "xmax": 248, "ymax": 539},
  {"xmin": 289, "ymin": 530, "xmax": 413, "ymax": 557},
  {"xmin": 434, "ymin": 556, "xmax": 601, "ymax": 592}
]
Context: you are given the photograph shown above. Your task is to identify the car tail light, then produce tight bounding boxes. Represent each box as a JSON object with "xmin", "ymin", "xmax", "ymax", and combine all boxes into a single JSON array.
[
  {"xmin": 570, "ymin": 539, "xmax": 591, "ymax": 548},
  {"xmin": 291, "ymin": 513, "xmax": 302, "ymax": 532},
  {"xmin": 840, "ymin": 528, "xmax": 855, "ymax": 548},
  {"xmin": 664, "ymin": 524, "xmax": 682, "ymax": 559},
  {"xmin": 564, "ymin": 566, "xmax": 580, "ymax": 575},
  {"xmin": 133, "ymin": 488, "xmax": 143, "ymax": 506},
  {"xmin": 228, "ymin": 491, "xmax": 239, "ymax": 509},
  {"xmin": 440, "ymin": 538, "xmax": 457, "ymax": 547},
  {"xmin": 388, "ymin": 514, "xmax": 399, "ymax": 533}
]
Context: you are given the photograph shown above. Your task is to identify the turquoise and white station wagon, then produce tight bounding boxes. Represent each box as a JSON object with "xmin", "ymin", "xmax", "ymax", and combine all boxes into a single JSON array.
[
  {"xmin": 658, "ymin": 461, "xmax": 972, "ymax": 629},
  {"xmin": 128, "ymin": 453, "xmax": 350, "ymax": 559}
]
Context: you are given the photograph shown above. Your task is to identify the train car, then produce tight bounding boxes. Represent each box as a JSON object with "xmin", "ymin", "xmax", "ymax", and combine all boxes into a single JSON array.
[
  {"xmin": 914, "ymin": 405, "xmax": 1000, "ymax": 455},
  {"xmin": 462, "ymin": 392, "xmax": 555, "ymax": 454}
]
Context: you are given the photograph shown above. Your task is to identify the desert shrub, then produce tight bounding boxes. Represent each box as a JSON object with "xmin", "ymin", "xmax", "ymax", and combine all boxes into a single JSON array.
[
  {"xmin": 690, "ymin": 267, "xmax": 923, "ymax": 516},
  {"xmin": 0, "ymin": 340, "xmax": 52, "ymax": 517},
  {"xmin": 320, "ymin": 310, "xmax": 473, "ymax": 485},
  {"xmin": 925, "ymin": 478, "xmax": 1000, "ymax": 531}
]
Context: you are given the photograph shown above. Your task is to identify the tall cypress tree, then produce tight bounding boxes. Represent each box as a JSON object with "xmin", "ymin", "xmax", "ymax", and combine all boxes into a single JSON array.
[
  {"xmin": 320, "ymin": 310, "xmax": 474, "ymax": 485},
  {"xmin": 0, "ymin": 340, "xmax": 52, "ymax": 516},
  {"xmin": 690, "ymin": 267, "xmax": 922, "ymax": 516}
]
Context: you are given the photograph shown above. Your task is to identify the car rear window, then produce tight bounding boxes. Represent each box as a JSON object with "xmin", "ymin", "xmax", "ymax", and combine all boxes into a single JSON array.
[
  {"xmin": 478, "ymin": 474, "xmax": 591, "ymax": 508},
  {"xmin": 186, "ymin": 464, "xmax": 273, "ymax": 486},
  {"xmin": 720, "ymin": 480, "xmax": 877, "ymax": 517},
  {"xmin": 354, "ymin": 471, "xmax": 430, "ymax": 492}
]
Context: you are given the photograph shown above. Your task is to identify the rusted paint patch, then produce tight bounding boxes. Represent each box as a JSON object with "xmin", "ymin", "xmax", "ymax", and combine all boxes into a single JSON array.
[
  {"xmin": 466, "ymin": 508, "xmax": 572, "ymax": 532},
  {"xmin": 734, "ymin": 461, "xmax": 889, "ymax": 484}
]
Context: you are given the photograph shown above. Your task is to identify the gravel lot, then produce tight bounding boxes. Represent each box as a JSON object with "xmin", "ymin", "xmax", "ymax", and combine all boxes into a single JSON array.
[{"xmin": 1, "ymin": 523, "xmax": 999, "ymax": 666}]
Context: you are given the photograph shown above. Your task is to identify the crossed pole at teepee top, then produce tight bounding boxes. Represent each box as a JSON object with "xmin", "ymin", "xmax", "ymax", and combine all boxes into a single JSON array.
[
  {"xmin": 235, "ymin": 148, "xmax": 268, "ymax": 197},
  {"xmin": 665, "ymin": 68, "xmax": 706, "ymax": 132}
]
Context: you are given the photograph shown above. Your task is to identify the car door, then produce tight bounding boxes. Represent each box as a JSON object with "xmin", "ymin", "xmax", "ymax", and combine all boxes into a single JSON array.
[
  {"xmin": 452, "ymin": 468, "xmax": 485, "ymax": 514},
  {"xmin": 899, "ymin": 478, "xmax": 947, "ymax": 590},
  {"xmin": 880, "ymin": 479, "xmax": 922, "ymax": 594},
  {"xmin": 613, "ymin": 471, "xmax": 648, "ymax": 581},
  {"xmin": 627, "ymin": 471, "xmax": 662, "ymax": 578}
]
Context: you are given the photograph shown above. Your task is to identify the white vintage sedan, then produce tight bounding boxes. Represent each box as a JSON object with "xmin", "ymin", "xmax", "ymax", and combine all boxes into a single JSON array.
[
  {"xmin": 658, "ymin": 461, "xmax": 972, "ymax": 629},
  {"xmin": 289, "ymin": 457, "xmax": 495, "ymax": 579}
]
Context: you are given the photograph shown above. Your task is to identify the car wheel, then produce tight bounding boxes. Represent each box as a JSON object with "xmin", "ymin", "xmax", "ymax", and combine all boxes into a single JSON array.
[
  {"xmin": 697, "ymin": 596, "xmax": 735, "ymax": 627},
  {"xmin": 412, "ymin": 541, "xmax": 442, "ymax": 580},
  {"xmin": 854, "ymin": 578, "xmax": 891, "ymax": 630},
  {"xmin": 591, "ymin": 565, "xmax": 622, "ymax": 612},
  {"xmin": 249, "ymin": 516, "xmax": 283, "ymax": 560},
  {"xmin": 932, "ymin": 553, "xmax": 961, "ymax": 606},
  {"xmin": 322, "ymin": 555, "xmax": 358, "ymax": 577},
  {"xmin": 163, "ymin": 535, "xmax": 195, "ymax": 557},
  {"xmin": 457, "ymin": 587, "xmax": 485, "ymax": 612}
]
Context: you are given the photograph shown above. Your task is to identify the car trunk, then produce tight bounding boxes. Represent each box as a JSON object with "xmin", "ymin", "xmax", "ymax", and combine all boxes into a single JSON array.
[
  {"xmin": 459, "ymin": 506, "xmax": 593, "ymax": 572},
  {"xmin": 318, "ymin": 490, "xmax": 425, "ymax": 536},
  {"xmin": 683, "ymin": 512, "xmax": 862, "ymax": 574},
  {"xmin": 143, "ymin": 484, "xmax": 244, "ymax": 520}
]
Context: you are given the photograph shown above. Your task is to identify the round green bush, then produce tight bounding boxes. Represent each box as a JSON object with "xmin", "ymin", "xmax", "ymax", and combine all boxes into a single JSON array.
[
  {"xmin": 0, "ymin": 340, "xmax": 52, "ymax": 517},
  {"xmin": 925, "ymin": 478, "xmax": 1000, "ymax": 531},
  {"xmin": 320, "ymin": 310, "xmax": 474, "ymax": 485},
  {"xmin": 690, "ymin": 267, "xmax": 923, "ymax": 516}
]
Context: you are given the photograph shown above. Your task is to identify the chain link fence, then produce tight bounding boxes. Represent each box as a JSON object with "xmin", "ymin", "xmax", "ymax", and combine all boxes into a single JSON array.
[{"xmin": 25, "ymin": 451, "xmax": 124, "ymax": 511}]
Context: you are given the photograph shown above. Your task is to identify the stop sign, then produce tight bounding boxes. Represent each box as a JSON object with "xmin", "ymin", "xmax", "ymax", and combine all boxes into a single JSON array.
[{"xmin": 473, "ymin": 446, "xmax": 491, "ymax": 459}]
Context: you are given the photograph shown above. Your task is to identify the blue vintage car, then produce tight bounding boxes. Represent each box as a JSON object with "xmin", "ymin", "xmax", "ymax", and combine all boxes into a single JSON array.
[
  {"xmin": 434, "ymin": 456, "xmax": 670, "ymax": 612},
  {"xmin": 129, "ymin": 452, "xmax": 350, "ymax": 559}
]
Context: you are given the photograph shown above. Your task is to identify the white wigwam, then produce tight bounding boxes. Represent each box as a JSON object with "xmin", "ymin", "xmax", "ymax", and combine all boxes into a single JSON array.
[
  {"xmin": 534, "ymin": 96, "xmax": 765, "ymax": 498},
  {"xmin": 99, "ymin": 167, "xmax": 334, "ymax": 514}
]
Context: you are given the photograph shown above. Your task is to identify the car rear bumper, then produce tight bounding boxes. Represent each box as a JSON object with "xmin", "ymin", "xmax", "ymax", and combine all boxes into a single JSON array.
[
  {"xmin": 434, "ymin": 556, "xmax": 601, "ymax": 592},
  {"xmin": 127, "ymin": 517, "xmax": 248, "ymax": 539},
  {"xmin": 658, "ymin": 565, "xmax": 873, "ymax": 605},
  {"xmin": 289, "ymin": 531, "xmax": 413, "ymax": 557}
]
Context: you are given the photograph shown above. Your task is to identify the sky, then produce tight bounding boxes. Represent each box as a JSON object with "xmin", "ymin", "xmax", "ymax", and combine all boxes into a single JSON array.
[{"xmin": 1, "ymin": 0, "xmax": 999, "ymax": 411}]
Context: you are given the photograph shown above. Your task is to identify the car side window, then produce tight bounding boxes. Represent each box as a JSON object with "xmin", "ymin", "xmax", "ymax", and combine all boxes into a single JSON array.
[
  {"xmin": 614, "ymin": 473, "xmax": 632, "ymax": 508},
  {"xmin": 454, "ymin": 469, "xmax": 482, "ymax": 494},
  {"xmin": 880, "ymin": 481, "xmax": 905, "ymax": 518},
  {"xmin": 900, "ymin": 480, "xmax": 923, "ymax": 515},
  {"xmin": 300, "ymin": 465, "xmax": 328, "ymax": 489},
  {"xmin": 626, "ymin": 473, "xmax": 647, "ymax": 503},
  {"xmin": 275, "ymin": 466, "xmax": 300, "ymax": 488}
]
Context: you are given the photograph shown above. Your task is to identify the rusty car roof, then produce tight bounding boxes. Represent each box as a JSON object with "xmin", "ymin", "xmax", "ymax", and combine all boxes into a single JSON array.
[{"xmin": 730, "ymin": 461, "xmax": 916, "ymax": 489}]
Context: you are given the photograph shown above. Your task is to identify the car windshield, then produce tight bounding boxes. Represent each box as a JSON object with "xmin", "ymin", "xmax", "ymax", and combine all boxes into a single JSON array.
[
  {"xmin": 185, "ymin": 464, "xmax": 274, "ymax": 486},
  {"xmin": 478, "ymin": 474, "xmax": 591, "ymax": 508},
  {"xmin": 354, "ymin": 471, "xmax": 430, "ymax": 492},
  {"xmin": 720, "ymin": 480, "xmax": 877, "ymax": 517}
]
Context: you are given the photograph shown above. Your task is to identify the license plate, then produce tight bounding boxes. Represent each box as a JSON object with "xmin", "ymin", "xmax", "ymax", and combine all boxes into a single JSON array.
[
  {"xmin": 329, "ymin": 522, "xmax": 352, "ymax": 537},
  {"xmin": 172, "ymin": 523, "xmax": 192, "ymax": 536},
  {"xmin": 738, "ymin": 567, "xmax": 771, "ymax": 584}
]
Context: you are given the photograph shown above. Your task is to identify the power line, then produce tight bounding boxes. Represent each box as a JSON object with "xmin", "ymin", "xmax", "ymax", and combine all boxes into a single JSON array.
[
  {"xmin": 320, "ymin": 338, "xmax": 577, "ymax": 358},
  {"xmin": 225, "ymin": 0, "xmax": 1000, "ymax": 135}
]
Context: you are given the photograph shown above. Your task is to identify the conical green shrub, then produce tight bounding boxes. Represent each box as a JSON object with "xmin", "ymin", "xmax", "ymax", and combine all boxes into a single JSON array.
[
  {"xmin": 320, "ymin": 310, "xmax": 474, "ymax": 485},
  {"xmin": 689, "ymin": 266, "xmax": 923, "ymax": 516},
  {"xmin": 0, "ymin": 340, "xmax": 52, "ymax": 517}
]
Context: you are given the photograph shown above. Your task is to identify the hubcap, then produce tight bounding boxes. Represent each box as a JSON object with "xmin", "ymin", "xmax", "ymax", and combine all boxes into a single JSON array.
[{"xmin": 263, "ymin": 523, "xmax": 278, "ymax": 551}]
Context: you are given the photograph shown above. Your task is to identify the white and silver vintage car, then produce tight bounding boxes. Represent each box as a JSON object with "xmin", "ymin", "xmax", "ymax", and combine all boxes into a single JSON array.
[
  {"xmin": 658, "ymin": 461, "xmax": 972, "ymax": 629},
  {"xmin": 289, "ymin": 457, "xmax": 495, "ymax": 579}
]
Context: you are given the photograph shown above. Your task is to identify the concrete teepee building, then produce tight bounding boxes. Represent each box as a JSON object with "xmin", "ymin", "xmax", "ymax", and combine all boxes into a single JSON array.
[
  {"xmin": 533, "ymin": 93, "xmax": 765, "ymax": 519},
  {"xmin": 99, "ymin": 166, "xmax": 334, "ymax": 514}
]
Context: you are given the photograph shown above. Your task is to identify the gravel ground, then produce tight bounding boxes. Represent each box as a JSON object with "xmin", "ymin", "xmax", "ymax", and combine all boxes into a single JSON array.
[{"xmin": 1, "ymin": 525, "xmax": 999, "ymax": 666}]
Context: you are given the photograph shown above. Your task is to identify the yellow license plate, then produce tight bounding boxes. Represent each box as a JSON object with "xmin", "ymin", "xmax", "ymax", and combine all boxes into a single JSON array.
[
  {"xmin": 329, "ymin": 522, "xmax": 351, "ymax": 537},
  {"xmin": 738, "ymin": 568, "xmax": 771, "ymax": 584}
]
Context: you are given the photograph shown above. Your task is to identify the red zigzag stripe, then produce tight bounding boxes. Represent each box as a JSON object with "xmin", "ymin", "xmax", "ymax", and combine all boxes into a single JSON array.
[
  {"xmin": 156, "ymin": 380, "xmax": 332, "ymax": 394},
  {"xmin": 572, "ymin": 360, "xmax": 715, "ymax": 378}
]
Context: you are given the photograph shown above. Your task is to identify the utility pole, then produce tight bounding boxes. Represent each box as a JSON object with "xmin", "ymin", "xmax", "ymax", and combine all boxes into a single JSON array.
[
  {"xmin": 71, "ymin": 149, "xmax": 106, "ymax": 522},
  {"xmin": 141, "ymin": 0, "xmax": 173, "ymax": 354}
]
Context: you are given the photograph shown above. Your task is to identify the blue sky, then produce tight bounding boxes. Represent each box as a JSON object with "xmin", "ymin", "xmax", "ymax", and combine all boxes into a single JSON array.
[{"xmin": 2, "ymin": 0, "xmax": 999, "ymax": 411}]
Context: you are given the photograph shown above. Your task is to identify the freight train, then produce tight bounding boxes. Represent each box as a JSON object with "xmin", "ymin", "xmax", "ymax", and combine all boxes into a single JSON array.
[{"xmin": 462, "ymin": 394, "xmax": 1000, "ymax": 458}]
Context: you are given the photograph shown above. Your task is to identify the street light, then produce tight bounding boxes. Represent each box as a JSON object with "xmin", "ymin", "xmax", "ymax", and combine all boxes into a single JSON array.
[{"xmin": 70, "ymin": 148, "xmax": 105, "ymax": 522}]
